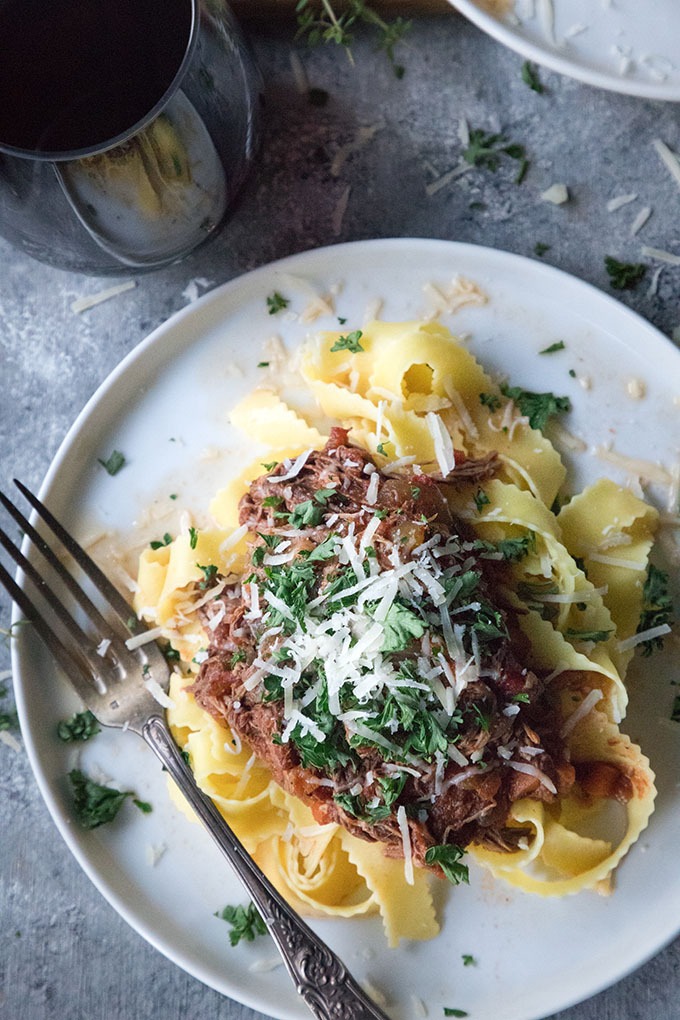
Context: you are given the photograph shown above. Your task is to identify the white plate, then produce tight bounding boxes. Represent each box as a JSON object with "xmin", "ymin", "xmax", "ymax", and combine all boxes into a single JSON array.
[
  {"xmin": 12, "ymin": 239, "xmax": 680, "ymax": 1020},
  {"xmin": 452, "ymin": 0, "xmax": 680, "ymax": 100}
]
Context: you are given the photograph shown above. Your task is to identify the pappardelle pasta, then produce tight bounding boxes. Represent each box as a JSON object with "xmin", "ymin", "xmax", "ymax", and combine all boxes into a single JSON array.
[{"xmin": 134, "ymin": 319, "xmax": 657, "ymax": 946}]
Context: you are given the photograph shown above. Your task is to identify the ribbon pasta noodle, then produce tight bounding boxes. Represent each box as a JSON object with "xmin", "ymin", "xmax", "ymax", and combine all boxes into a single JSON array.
[{"xmin": 134, "ymin": 318, "xmax": 659, "ymax": 945}]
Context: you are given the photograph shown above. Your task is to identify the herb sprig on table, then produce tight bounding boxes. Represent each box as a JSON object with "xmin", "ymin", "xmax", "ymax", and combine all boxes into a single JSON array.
[{"xmin": 296, "ymin": 0, "xmax": 411, "ymax": 77}]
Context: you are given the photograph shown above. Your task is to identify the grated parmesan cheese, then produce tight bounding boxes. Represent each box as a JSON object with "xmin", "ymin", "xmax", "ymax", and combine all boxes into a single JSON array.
[{"xmin": 70, "ymin": 279, "xmax": 136, "ymax": 314}]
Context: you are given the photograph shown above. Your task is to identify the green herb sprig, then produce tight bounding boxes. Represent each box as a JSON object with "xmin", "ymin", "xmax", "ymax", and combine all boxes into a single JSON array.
[{"xmin": 295, "ymin": 0, "xmax": 411, "ymax": 77}]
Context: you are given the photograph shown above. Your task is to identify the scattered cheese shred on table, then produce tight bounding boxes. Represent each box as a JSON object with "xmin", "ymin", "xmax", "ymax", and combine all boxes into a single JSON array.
[{"xmin": 70, "ymin": 280, "xmax": 136, "ymax": 314}]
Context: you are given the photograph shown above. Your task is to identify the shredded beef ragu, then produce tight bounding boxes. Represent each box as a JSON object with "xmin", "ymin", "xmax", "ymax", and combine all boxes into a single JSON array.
[{"xmin": 192, "ymin": 429, "xmax": 576, "ymax": 875}]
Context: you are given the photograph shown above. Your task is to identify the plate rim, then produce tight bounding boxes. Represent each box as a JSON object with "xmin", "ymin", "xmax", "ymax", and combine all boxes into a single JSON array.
[
  {"xmin": 450, "ymin": 0, "xmax": 680, "ymax": 101},
  {"xmin": 11, "ymin": 236, "xmax": 680, "ymax": 1020}
]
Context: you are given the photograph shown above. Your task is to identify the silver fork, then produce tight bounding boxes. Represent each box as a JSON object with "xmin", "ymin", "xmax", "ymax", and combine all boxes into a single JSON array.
[{"xmin": 0, "ymin": 480, "xmax": 392, "ymax": 1020}]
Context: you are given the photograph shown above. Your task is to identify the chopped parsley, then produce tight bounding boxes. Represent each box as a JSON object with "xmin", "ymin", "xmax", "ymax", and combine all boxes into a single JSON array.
[
  {"xmin": 473, "ymin": 488, "xmax": 490, "ymax": 513},
  {"xmin": 189, "ymin": 527, "xmax": 199, "ymax": 550},
  {"xmin": 215, "ymin": 902, "xmax": 268, "ymax": 946},
  {"xmin": 500, "ymin": 383, "xmax": 571, "ymax": 431},
  {"xmin": 539, "ymin": 341, "xmax": 565, "ymax": 355},
  {"xmin": 463, "ymin": 127, "xmax": 527, "ymax": 180},
  {"xmin": 288, "ymin": 500, "xmax": 325, "ymax": 528},
  {"xmin": 443, "ymin": 1010, "xmax": 469, "ymax": 1018},
  {"xmin": 521, "ymin": 59, "xmax": 544, "ymax": 93},
  {"xmin": 479, "ymin": 392, "xmax": 501, "ymax": 412},
  {"xmin": 266, "ymin": 291, "xmax": 289, "ymax": 314},
  {"xmin": 380, "ymin": 600, "xmax": 426, "ymax": 652},
  {"xmin": 69, "ymin": 769, "xmax": 132, "ymax": 829},
  {"xmin": 461, "ymin": 954, "xmax": 477, "ymax": 966},
  {"xmin": 0, "ymin": 710, "xmax": 19, "ymax": 732},
  {"xmin": 637, "ymin": 564, "xmax": 674, "ymax": 655},
  {"xmin": 57, "ymin": 709, "xmax": 100, "ymax": 742},
  {"xmin": 605, "ymin": 256, "xmax": 647, "ymax": 291},
  {"xmin": 97, "ymin": 450, "xmax": 126, "ymax": 476},
  {"xmin": 330, "ymin": 329, "xmax": 364, "ymax": 353},
  {"xmin": 564, "ymin": 628, "xmax": 613, "ymax": 644},
  {"xmin": 473, "ymin": 534, "xmax": 534, "ymax": 562},
  {"xmin": 425, "ymin": 844, "xmax": 469, "ymax": 886},
  {"xmin": 150, "ymin": 532, "xmax": 172, "ymax": 550},
  {"xmin": 196, "ymin": 563, "xmax": 218, "ymax": 589},
  {"xmin": 534, "ymin": 242, "xmax": 551, "ymax": 257},
  {"xmin": 133, "ymin": 798, "xmax": 153, "ymax": 814}
]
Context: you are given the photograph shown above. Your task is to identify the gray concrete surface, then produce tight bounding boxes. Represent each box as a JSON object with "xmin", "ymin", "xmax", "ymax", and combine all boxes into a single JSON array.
[{"xmin": 1, "ymin": 12, "xmax": 679, "ymax": 1020}]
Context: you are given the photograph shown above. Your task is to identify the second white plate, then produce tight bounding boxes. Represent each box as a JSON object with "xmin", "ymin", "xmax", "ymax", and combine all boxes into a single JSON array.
[{"xmin": 452, "ymin": 0, "xmax": 680, "ymax": 100}]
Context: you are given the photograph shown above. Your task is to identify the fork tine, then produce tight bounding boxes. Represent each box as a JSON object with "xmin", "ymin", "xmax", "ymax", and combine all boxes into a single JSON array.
[
  {"xmin": 14, "ymin": 480, "xmax": 137, "ymax": 629},
  {"xmin": 0, "ymin": 557, "xmax": 93, "ymax": 695},
  {"xmin": 0, "ymin": 520, "xmax": 95, "ymax": 654},
  {"xmin": 0, "ymin": 489, "xmax": 120, "ymax": 643}
]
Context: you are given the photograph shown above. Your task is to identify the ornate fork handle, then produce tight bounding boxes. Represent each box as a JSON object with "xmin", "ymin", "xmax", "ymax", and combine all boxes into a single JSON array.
[{"xmin": 143, "ymin": 716, "xmax": 392, "ymax": 1020}]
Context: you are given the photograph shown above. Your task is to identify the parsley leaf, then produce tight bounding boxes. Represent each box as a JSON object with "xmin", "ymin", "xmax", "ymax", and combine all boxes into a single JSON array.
[
  {"xmin": 69, "ymin": 769, "xmax": 132, "ymax": 829},
  {"xmin": 330, "ymin": 330, "xmax": 364, "ymax": 353},
  {"xmin": 196, "ymin": 563, "xmax": 218, "ymax": 589},
  {"xmin": 605, "ymin": 256, "xmax": 647, "ymax": 291},
  {"xmin": 473, "ymin": 535, "xmax": 534, "ymax": 562},
  {"xmin": 425, "ymin": 844, "xmax": 469, "ymax": 885},
  {"xmin": 500, "ymin": 383, "xmax": 571, "ymax": 430},
  {"xmin": 463, "ymin": 127, "xmax": 527, "ymax": 179},
  {"xmin": 637, "ymin": 564, "xmax": 674, "ymax": 655},
  {"xmin": 534, "ymin": 242, "xmax": 551, "ymax": 257},
  {"xmin": 133, "ymin": 799, "xmax": 153, "ymax": 814},
  {"xmin": 473, "ymin": 488, "xmax": 490, "ymax": 513},
  {"xmin": 444, "ymin": 1010, "xmax": 469, "ymax": 1018},
  {"xmin": 215, "ymin": 902, "xmax": 267, "ymax": 946},
  {"xmin": 521, "ymin": 60, "xmax": 544, "ymax": 93},
  {"xmin": 97, "ymin": 450, "xmax": 126, "ymax": 476},
  {"xmin": 266, "ymin": 291, "xmax": 289, "ymax": 314},
  {"xmin": 0, "ymin": 710, "xmax": 19, "ymax": 731},
  {"xmin": 57, "ymin": 710, "xmax": 100, "ymax": 742},
  {"xmin": 539, "ymin": 341, "xmax": 565, "ymax": 355},
  {"xmin": 479, "ymin": 392, "xmax": 501, "ymax": 412},
  {"xmin": 564, "ymin": 628, "xmax": 613, "ymax": 644},
  {"xmin": 150, "ymin": 532, "xmax": 173, "ymax": 550},
  {"xmin": 380, "ymin": 601, "xmax": 426, "ymax": 652},
  {"xmin": 289, "ymin": 500, "xmax": 325, "ymax": 528}
]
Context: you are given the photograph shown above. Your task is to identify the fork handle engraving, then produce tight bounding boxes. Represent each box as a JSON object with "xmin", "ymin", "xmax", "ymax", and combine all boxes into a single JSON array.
[{"xmin": 143, "ymin": 715, "xmax": 392, "ymax": 1020}]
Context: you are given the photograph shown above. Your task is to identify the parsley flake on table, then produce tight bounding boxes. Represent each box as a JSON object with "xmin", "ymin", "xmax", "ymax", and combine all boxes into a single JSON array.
[
  {"xmin": 215, "ymin": 902, "xmax": 268, "ymax": 946},
  {"xmin": 57, "ymin": 709, "xmax": 100, "ymax": 742},
  {"xmin": 69, "ymin": 769, "xmax": 132, "ymax": 829},
  {"xmin": 266, "ymin": 291, "xmax": 289, "ymax": 314},
  {"xmin": 330, "ymin": 329, "xmax": 364, "ymax": 353},
  {"xmin": 443, "ymin": 1010, "xmax": 469, "ymax": 1018},
  {"xmin": 521, "ymin": 59, "xmax": 545, "ymax": 93},
  {"xmin": 0, "ymin": 710, "xmax": 19, "ymax": 732},
  {"xmin": 534, "ymin": 242, "xmax": 551, "ymax": 257},
  {"xmin": 463, "ymin": 127, "xmax": 528, "ymax": 181},
  {"xmin": 97, "ymin": 450, "xmax": 126, "ymax": 476},
  {"xmin": 604, "ymin": 256, "xmax": 647, "ymax": 291},
  {"xmin": 500, "ymin": 383, "xmax": 571, "ymax": 431}
]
